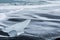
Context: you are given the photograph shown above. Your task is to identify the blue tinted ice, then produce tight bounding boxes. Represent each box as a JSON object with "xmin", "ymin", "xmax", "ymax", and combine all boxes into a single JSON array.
[{"xmin": 0, "ymin": 0, "xmax": 60, "ymax": 40}]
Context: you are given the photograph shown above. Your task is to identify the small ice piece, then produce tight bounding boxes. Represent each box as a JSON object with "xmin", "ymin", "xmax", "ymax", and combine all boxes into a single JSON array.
[
  {"xmin": 8, "ymin": 30, "xmax": 17, "ymax": 37},
  {"xmin": 0, "ymin": 13, "xmax": 7, "ymax": 21}
]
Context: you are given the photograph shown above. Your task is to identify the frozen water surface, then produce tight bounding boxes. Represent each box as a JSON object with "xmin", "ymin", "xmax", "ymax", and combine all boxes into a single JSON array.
[{"xmin": 0, "ymin": 0, "xmax": 60, "ymax": 40}]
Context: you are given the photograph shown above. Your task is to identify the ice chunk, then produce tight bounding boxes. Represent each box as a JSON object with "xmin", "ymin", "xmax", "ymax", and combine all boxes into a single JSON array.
[{"xmin": 2, "ymin": 19, "xmax": 31, "ymax": 37}]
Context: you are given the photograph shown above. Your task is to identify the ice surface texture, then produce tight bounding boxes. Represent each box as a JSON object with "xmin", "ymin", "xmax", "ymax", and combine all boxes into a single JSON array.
[{"xmin": 0, "ymin": 2, "xmax": 60, "ymax": 40}]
